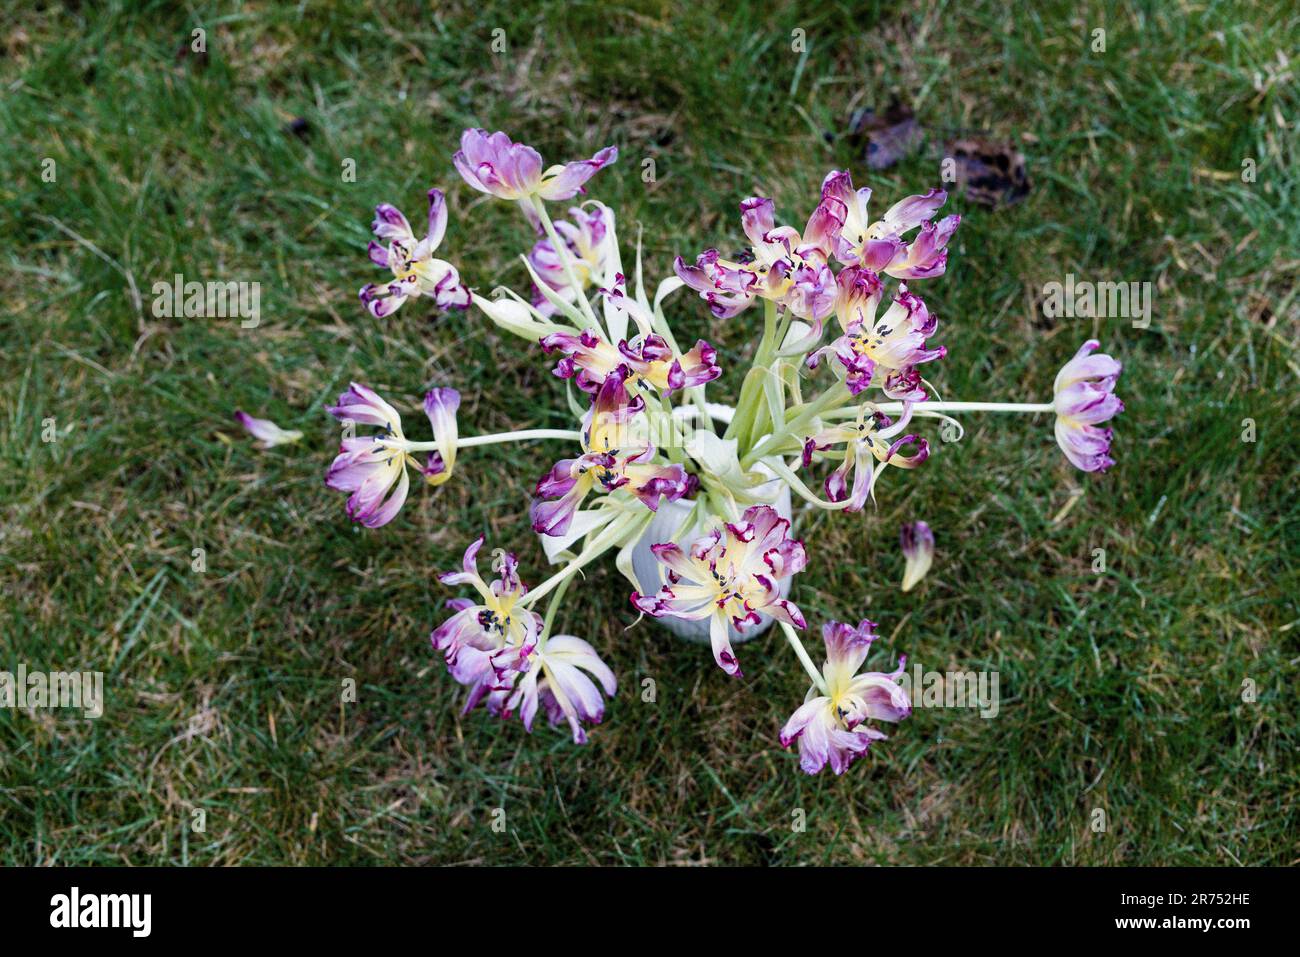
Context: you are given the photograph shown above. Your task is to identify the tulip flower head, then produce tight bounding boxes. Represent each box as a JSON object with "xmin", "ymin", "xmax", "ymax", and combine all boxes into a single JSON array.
[
  {"xmin": 540, "ymin": 325, "xmax": 720, "ymax": 396},
  {"xmin": 453, "ymin": 128, "xmax": 617, "ymax": 225},
  {"xmin": 325, "ymin": 383, "xmax": 459, "ymax": 527},
  {"xmin": 802, "ymin": 403, "xmax": 930, "ymax": 510},
  {"xmin": 496, "ymin": 635, "xmax": 617, "ymax": 745},
  {"xmin": 821, "ymin": 170, "xmax": 960, "ymax": 280},
  {"xmin": 360, "ymin": 189, "xmax": 470, "ymax": 318},
  {"xmin": 531, "ymin": 368, "xmax": 688, "ymax": 536},
  {"xmin": 432, "ymin": 538, "xmax": 618, "ymax": 744},
  {"xmin": 809, "ymin": 274, "xmax": 944, "ymax": 400},
  {"xmin": 431, "ymin": 537, "xmax": 542, "ymax": 713},
  {"xmin": 632, "ymin": 505, "xmax": 808, "ymax": 677},
  {"xmin": 780, "ymin": 618, "xmax": 911, "ymax": 774},
  {"xmin": 674, "ymin": 193, "xmax": 842, "ymax": 322},
  {"xmin": 1054, "ymin": 340, "xmax": 1124, "ymax": 472}
]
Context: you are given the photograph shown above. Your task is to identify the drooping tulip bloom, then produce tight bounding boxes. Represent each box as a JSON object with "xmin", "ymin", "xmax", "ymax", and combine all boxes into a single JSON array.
[
  {"xmin": 899, "ymin": 521, "xmax": 934, "ymax": 592},
  {"xmin": 530, "ymin": 368, "xmax": 687, "ymax": 536},
  {"xmin": 801, "ymin": 402, "xmax": 929, "ymax": 511},
  {"xmin": 325, "ymin": 383, "xmax": 459, "ymax": 527},
  {"xmin": 779, "ymin": 618, "xmax": 911, "ymax": 775},
  {"xmin": 674, "ymin": 193, "xmax": 842, "ymax": 322},
  {"xmin": 234, "ymin": 411, "xmax": 302, "ymax": 448},
  {"xmin": 432, "ymin": 539, "xmax": 618, "ymax": 744},
  {"xmin": 1053, "ymin": 340, "xmax": 1123, "ymax": 472},
  {"xmin": 820, "ymin": 170, "xmax": 960, "ymax": 279},
  {"xmin": 494, "ymin": 635, "xmax": 617, "ymax": 744},
  {"xmin": 359, "ymin": 189, "xmax": 470, "ymax": 318},
  {"xmin": 527, "ymin": 205, "xmax": 613, "ymax": 316},
  {"xmin": 631, "ymin": 505, "xmax": 807, "ymax": 677},
  {"xmin": 807, "ymin": 274, "xmax": 944, "ymax": 401},
  {"xmin": 453, "ymin": 128, "xmax": 617, "ymax": 211},
  {"xmin": 431, "ymin": 537, "xmax": 541, "ymax": 713},
  {"xmin": 325, "ymin": 384, "xmax": 411, "ymax": 527}
]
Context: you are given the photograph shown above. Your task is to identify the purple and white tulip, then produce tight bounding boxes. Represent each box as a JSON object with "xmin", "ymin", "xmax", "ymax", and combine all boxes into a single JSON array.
[
  {"xmin": 820, "ymin": 171, "xmax": 960, "ymax": 280},
  {"xmin": 801, "ymin": 402, "xmax": 929, "ymax": 511},
  {"xmin": 324, "ymin": 383, "xmax": 460, "ymax": 527},
  {"xmin": 359, "ymin": 189, "xmax": 470, "ymax": 318},
  {"xmin": 808, "ymin": 275, "xmax": 944, "ymax": 400},
  {"xmin": 431, "ymin": 537, "xmax": 541, "ymax": 714},
  {"xmin": 899, "ymin": 520, "xmax": 934, "ymax": 592},
  {"xmin": 453, "ymin": 128, "xmax": 618, "ymax": 213},
  {"xmin": 673, "ymin": 193, "xmax": 842, "ymax": 322},
  {"xmin": 432, "ymin": 538, "xmax": 618, "ymax": 744},
  {"xmin": 234, "ymin": 411, "xmax": 302, "ymax": 449},
  {"xmin": 780, "ymin": 618, "xmax": 911, "ymax": 775},
  {"xmin": 531, "ymin": 368, "xmax": 688, "ymax": 535},
  {"xmin": 540, "ymin": 325, "xmax": 720, "ymax": 396},
  {"xmin": 631, "ymin": 505, "xmax": 807, "ymax": 678},
  {"xmin": 1053, "ymin": 340, "xmax": 1124, "ymax": 472},
  {"xmin": 494, "ymin": 635, "xmax": 617, "ymax": 745}
]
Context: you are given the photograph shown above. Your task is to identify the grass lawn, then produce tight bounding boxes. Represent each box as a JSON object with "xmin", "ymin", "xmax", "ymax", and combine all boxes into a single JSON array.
[{"xmin": 1, "ymin": 0, "xmax": 1296, "ymax": 865}]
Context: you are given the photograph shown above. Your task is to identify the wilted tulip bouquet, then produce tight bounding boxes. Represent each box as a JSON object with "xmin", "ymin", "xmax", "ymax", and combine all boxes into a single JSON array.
[{"xmin": 305, "ymin": 129, "xmax": 1124, "ymax": 774}]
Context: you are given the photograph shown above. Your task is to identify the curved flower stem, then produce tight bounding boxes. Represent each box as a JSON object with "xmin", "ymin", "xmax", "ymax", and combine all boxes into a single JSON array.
[
  {"xmin": 458, "ymin": 429, "xmax": 580, "ymax": 447},
  {"xmin": 538, "ymin": 572, "xmax": 574, "ymax": 646},
  {"xmin": 826, "ymin": 401, "xmax": 1056, "ymax": 416},
  {"xmin": 771, "ymin": 308, "xmax": 792, "ymax": 357},
  {"xmin": 780, "ymin": 621, "xmax": 827, "ymax": 695},
  {"xmin": 726, "ymin": 366, "xmax": 769, "ymax": 452},
  {"xmin": 762, "ymin": 458, "xmax": 855, "ymax": 510},
  {"xmin": 742, "ymin": 396, "xmax": 1057, "ymax": 469},
  {"xmin": 743, "ymin": 305, "xmax": 796, "ymax": 448},
  {"xmin": 531, "ymin": 197, "xmax": 602, "ymax": 330},
  {"xmin": 395, "ymin": 429, "xmax": 580, "ymax": 452},
  {"xmin": 522, "ymin": 510, "xmax": 649, "ymax": 607}
]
